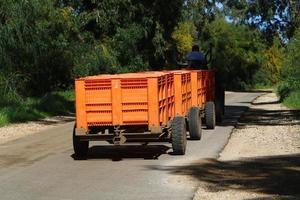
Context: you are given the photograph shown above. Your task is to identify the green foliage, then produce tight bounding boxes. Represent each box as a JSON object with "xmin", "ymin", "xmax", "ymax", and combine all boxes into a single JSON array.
[
  {"xmin": 221, "ymin": 0, "xmax": 300, "ymax": 40},
  {"xmin": 0, "ymin": 0, "xmax": 184, "ymax": 98},
  {"xmin": 172, "ymin": 21, "xmax": 196, "ymax": 60},
  {"xmin": 0, "ymin": 0, "xmax": 79, "ymax": 96},
  {"xmin": 253, "ymin": 38, "xmax": 283, "ymax": 86},
  {"xmin": 0, "ymin": 104, "xmax": 46, "ymax": 127},
  {"xmin": 183, "ymin": 0, "xmax": 216, "ymax": 38},
  {"xmin": 282, "ymin": 29, "xmax": 300, "ymax": 87},
  {"xmin": 277, "ymin": 81, "xmax": 293, "ymax": 101},
  {"xmin": 2, "ymin": 0, "xmax": 300, "ymax": 125},
  {"xmin": 60, "ymin": 0, "xmax": 184, "ymax": 69},
  {"xmin": 282, "ymin": 91, "xmax": 300, "ymax": 110},
  {"xmin": 0, "ymin": 90, "xmax": 74, "ymax": 127},
  {"xmin": 277, "ymin": 28, "xmax": 300, "ymax": 101},
  {"xmin": 112, "ymin": 24, "xmax": 148, "ymax": 71},
  {"xmin": 201, "ymin": 17, "xmax": 266, "ymax": 90},
  {"xmin": 152, "ymin": 22, "xmax": 167, "ymax": 60},
  {"xmin": 262, "ymin": 41, "xmax": 283, "ymax": 83},
  {"xmin": 38, "ymin": 92, "xmax": 74, "ymax": 115}
]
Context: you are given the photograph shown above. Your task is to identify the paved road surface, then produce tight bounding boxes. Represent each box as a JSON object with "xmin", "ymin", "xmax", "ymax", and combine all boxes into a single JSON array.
[{"xmin": 0, "ymin": 92, "xmax": 262, "ymax": 200}]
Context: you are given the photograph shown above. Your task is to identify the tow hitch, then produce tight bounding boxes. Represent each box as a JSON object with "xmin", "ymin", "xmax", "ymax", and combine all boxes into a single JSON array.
[{"xmin": 113, "ymin": 126, "xmax": 126, "ymax": 145}]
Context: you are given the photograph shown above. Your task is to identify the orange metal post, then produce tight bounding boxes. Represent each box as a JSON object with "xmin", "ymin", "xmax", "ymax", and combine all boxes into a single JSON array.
[
  {"xmin": 174, "ymin": 73, "xmax": 182, "ymax": 115},
  {"xmin": 191, "ymin": 71, "xmax": 198, "ymax": 107},
  {"xmin": 75, "ymin": 80, "xmax": 88, "ymax": 131},
  {"xmin": 158, "ymin": 76, "xmax": 168, "ymax": 126},
  {"xmin": 147, "ymin": 78, "xmax": 160, "ymax": 130},
  {"xmin": 202, "ymin": 71, "xmax": 207, "ymax": 105},
  {"xmin": 196, "ymin": 71, "xmax": 202, "ymax": 108},
  {"xmin": 209, "ymin": 71, "xmax": 215, "ymax": 101},
  {"xmin": 111, "ymin": 79, "xmax": 122, "ymax": 125}
]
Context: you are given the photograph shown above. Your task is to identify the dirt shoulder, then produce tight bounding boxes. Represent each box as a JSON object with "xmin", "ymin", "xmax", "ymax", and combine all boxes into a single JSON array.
[
  {"xmin": 0, "ymin": 116, "xmax": 74, "ymax": 144},
  {"xmin": 193, "ymin": 93, "xmax": 300, "ymax": 200}
]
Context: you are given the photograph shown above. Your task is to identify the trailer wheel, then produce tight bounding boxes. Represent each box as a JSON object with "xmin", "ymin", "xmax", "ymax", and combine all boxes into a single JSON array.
[
  {"xmin": 73, "ymin": 125, "xmax": 89, "ymax": 158},
  {"xmin": 215, "ymin": 99, "xmax": 224, "ymax": 123},
  {"xmin": 205, "ymin": 101, "xmax": 216, "ymax": 129},
  {"xmin": 188, "ymin": 107, "xmax": 202, "ymax": 140},
  {"xmin": 215, "ymin": 87, "xmax": 225, "ymax": 123},
  {"xmin": 171, "ymin": 116, "xmax": 187, "ymax": 155}
]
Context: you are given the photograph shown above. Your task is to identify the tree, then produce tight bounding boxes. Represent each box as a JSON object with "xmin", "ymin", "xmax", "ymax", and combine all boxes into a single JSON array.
[
  {"xmin": 183, "ymin": 0, "xmax": 218, "ymax": 39},
  {"xmin": 200, "ymin": 17, "xmax": 266, "ymax": 89},
  {"xmin": 279, "ymin": 28, "xmax": 300, "ymax": 98},
  {"xmin": 58, "ymin": 0, "xmax": 184, "ymax": 69},
  {"xmin": 0, "ymin": 0, "xmax": 81, "ymax": 96},
  {"xmin": 221, "ymin": 0, "xmax": 300, "ymax": 41},
  {"xmin": 172, "ymin": 21, "xmax": 196, "ymax": 60}
]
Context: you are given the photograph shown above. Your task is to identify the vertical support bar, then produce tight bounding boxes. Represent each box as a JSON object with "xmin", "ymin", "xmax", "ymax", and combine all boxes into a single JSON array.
[
  {"xmin": 203, "ymin": 71, "xmax": 207, "ymax": 104},
  {"xmin": 207, "ymin": 71, "xmax": 211, "ymax": 101},
  {"xmin": 191, "ymin": 71, "xmax": 198, "ymax": 107},
  {"xmin": 174, "ymin": 73, "xmax": 182, "ymax": 115},
  {"xmin": 199, "ymin": 71, "xmax": 204, "ymax": 108},
  {"xmin": 211, "ymin": 71, "xmax": 215, "ymax": 101},
  {"xmin": 163, "ymin": 75, "xmax": 168, "ymax": 125},
  {"xmin": 187, "ymin": 72, "xmax": 192, "ymax": 111},
  {"xmin": 111, "ymin": 79, "xmax": 122, "ymax": 125},
  {"xmin": 75, "ymin": 80, "xmax": 88, "ymax": 132},
  {"xmin": 148, "ymin": 78, "xmax": 160, "ymax": 130}
]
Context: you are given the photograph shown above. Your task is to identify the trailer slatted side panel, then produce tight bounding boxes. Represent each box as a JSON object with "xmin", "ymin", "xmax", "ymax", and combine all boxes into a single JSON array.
[
  {"xmin": 120, "ymin": 78, "xmax": 149, "ymax": 125},
  {"xmin": 75, "ymin": 70, "xmax": 214, "ymax": 133},
  {"xmin": 85, "ymin": 79, "xmax": 113, "ymax": 127},
  {"xmin": 75, "ymin": 72, "xmax": 174, "ymax": 132}
]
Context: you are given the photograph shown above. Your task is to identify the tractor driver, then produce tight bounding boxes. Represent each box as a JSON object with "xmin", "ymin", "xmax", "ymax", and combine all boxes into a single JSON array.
[{"xmin": 186, "ymin": 44, "xmax": 208, "ymax": 70}]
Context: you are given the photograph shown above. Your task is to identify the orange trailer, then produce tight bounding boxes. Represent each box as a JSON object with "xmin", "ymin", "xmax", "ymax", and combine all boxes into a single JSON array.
[{"xmin": 73, "ymin": 70, "xmax": 215, "ymax": 157}]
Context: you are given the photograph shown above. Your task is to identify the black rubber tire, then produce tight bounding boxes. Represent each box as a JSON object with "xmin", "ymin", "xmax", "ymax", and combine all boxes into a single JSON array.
[
  {"xmin": 73, "ymin": 124, "xmax": 89, "ymax": 158},
  {"xmin": 188, "ymin": 107, "xmax": 202, "ymax": 140},
  {"xmin": 205, "ymin": 101, "xmax": 216, "ymax": 129},
  {"xmin": 215, "ymin": 88, "xmax": 225, "ymax": 123},
  {"xmin": 171, "ymin": 116, "xmax": 187, "ymax": 155},
  {"xmin": 215, "ymin": 98, "xmax": 224, "ymax": 123},
  {"xmin": 214, "ymin": 74, "xmax": 225, "ymax": 123}
]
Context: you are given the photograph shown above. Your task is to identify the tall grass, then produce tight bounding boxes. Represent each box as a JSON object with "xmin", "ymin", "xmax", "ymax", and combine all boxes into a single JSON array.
[
  {"xmin": 282, "ymin": 91, "xmax": 300, "ymax": 110},
  {"xmin": 0, "ymin": 91, "xmax": 75, "ymax": 127}
]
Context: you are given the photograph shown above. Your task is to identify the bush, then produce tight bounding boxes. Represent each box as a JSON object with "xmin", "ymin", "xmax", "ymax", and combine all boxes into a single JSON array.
[
  {"xmin": 0, "ymin": 1, "xmax": 79, "ymax": 96},
  {"xmin": 253, "ymin": 39, "xmax": 283, "ymax": 87},
  {"xmin": 201, "ymin": 17, "xmax": 266, "ymax": 90},
  {"xmin": 0, "ymin": 90, "xmax": 75, "ymax": 127},
  {"xmin": 277, "ymin": 82, "xmax": 293, "ymax": 101},
  {"xmin": 283, "ymin": 91, "xmax": 300, "ymax": 109},
  {"xmin": 277, "ymin": 28, "xmax": 300, "ymax": 101},
  {"xmin": 172, "ymin": 21, "xmax": 196, "ymax": 60},
  {"xmin": 38, "ymin": 93, "xmax": 74, "ymax": 115}
]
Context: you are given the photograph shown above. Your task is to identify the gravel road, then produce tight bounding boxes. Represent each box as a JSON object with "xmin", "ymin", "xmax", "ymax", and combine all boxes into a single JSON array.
[
  {"xmin": 193, "ymin": 93, "xmax": 300, "ymax": 200},
  {"xmin": 0, "ymin": 116, "xmax": 74, "ymax": 144}
]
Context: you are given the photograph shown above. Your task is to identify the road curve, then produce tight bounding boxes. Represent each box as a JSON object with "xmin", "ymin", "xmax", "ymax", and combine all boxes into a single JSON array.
[{"xmin": 0, "ymin": 92, "xmax": 262, "ymax": 200}]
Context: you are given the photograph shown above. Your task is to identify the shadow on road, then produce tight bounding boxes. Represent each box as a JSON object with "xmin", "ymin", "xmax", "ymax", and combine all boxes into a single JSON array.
[
  {"xmin": 252, "ymin": 100, "xmax": 280, "ymax": 105},
  {"xmin": 218, "ymin": 105, "xmax": 249, "ymax": 126},
  {"xmin": 147, "ymin": 154, "xmax": 300, "ymax": 198},
  {"xmin": 36, "ymin": 116, "xmax": 75, "ymax": 125},
  {"xmin": 219, "ymin": 105, "xmax": 300, "ymax": 127},
  {"xmin": 72, "ymin": 145, "xmax": 170, "ymax": 161},
  {"xmin": 145, "ymin": 97, "xmax": 300, "ymax": 198},
  {"xmin": 238, "ymin": 108, "xmax": 300, "ymax": 126}
]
